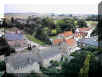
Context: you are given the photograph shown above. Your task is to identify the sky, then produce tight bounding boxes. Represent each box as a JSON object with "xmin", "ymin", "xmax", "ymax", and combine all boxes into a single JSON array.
[
  {"xmin": 0, "ymin": 0, "xmax": 101, "ymax": 18},
  {"xmin": 5, "ymin": 4, "xmax": 98, "ymax": 14}
]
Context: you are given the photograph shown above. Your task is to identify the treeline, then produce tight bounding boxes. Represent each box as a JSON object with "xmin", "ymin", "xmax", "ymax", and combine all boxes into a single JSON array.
[
  {"xmin": 86, "ymin": 15, "xmax": 98, "ymax": 21},
  {"xmin": 4, "ymin": 16, "xmax": 88, "ymax": 45}
]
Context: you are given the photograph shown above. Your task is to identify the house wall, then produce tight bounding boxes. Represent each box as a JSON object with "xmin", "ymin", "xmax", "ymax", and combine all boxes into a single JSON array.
[
  {"xmin": 6, "ymin": 62, "xmax": 40, "ymax": 73},
  {"xmin": 77, "ymin": 41, "xmax": 98, "ymax": 48},
  {"xmin": 8, "ymin": 41, "xmax": 16, "ymax": 47},
  {"xmin": 6, "ymin": 63, "xmax": 15, "ymax": 73},
  {"xmin": 66, "ymin": 35, "xmax": 73, "ymax": 39},
  {"xmin": 7, "ymin": 40, "xmax": 25, "ymax": 47},
  {"xmin": 57, "ymin": 34, "xmax": 73, "ymax": 39},
  {"xmin": 74, "ymin": 28, "xmax": 91, "ymax": 41}
]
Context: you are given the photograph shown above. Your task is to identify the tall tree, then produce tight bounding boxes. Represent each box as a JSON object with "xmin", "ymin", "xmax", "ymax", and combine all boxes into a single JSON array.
[
  {"xmin": 79, "ymin": 52, "xmax": 91, "ymax": 77},
  {"xmin": 11, "ymin": 17, "xmax": 15, "ymax": 24},
  {"xmin": 77, "ymin": 19, "xmax": 87, "ymax": 28}
]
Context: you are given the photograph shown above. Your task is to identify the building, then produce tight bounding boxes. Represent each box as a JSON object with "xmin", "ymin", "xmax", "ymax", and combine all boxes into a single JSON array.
[
  {"xmin": 39, "ymin": 47, "xmax": 62, "ymax": 67},
  {"xmin": 53, "ymin": 30, "xmax": 81, "ymax": 56},
  {"xmin": 74, "ymin": 27, "xmax": 94, "ymax": 41},
  {"xmin": 77, "ymin": 36, "xmax": 98, "ymax": 48},
  {"xmin": 6, "ymin": 52, "xmax": 41, "ymax": 73},
  {"xmin": 16, "ymin": 18, "xmax": 27, "ymax": 24},
  {"xmin": 53, "ymin": 38, "xmax": 78, "ymax": 56},
  {"xmin": 5, "ymin": 29, "xmax": 25, "ymax": 48},
  {"xmin": 6, "ymin": 47, "xmax": 62, "ymax": 73},
  {"xmin": 57, "ymin": 31, "xmax": 73, "ymax": 39},
  {"xmin": 5, "ymin": 33, "xmax": 24, "ymax": 48}
]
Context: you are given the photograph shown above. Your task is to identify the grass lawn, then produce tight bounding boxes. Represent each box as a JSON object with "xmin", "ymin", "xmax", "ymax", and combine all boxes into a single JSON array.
[
  {"xmin": 25, "ymin": 34, "xmax": 46, "ymax": 45},
  {"xmin": 49, "ymin": 36, "xmax": 57, "ymax": 40},
  {"xmin": 86, "ymin": 21, "xmax": 98, "ymax": 28}
]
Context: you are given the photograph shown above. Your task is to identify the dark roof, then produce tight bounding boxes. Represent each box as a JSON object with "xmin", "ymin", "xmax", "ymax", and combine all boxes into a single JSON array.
[
  {"xmin": 5, "ymin": 47, "xmax": 63, "ymax": 73},
  {"xmin": 78, "ymin": 38, "xmax": 98, "ymax": 47},
  {"xmin": 6, "ymin": 52, "xmax": 40, "ymax": 69},
  {"xmin": 6, "ymin": 47, "xmax": 61, "ymax": 69},
  {"xmin": 5, "ymin": 33, "xmax": 23, "ymax": 40},
  {"xmin": 40, "ymin": 47, "xmax": 61, "ymax": 59}
]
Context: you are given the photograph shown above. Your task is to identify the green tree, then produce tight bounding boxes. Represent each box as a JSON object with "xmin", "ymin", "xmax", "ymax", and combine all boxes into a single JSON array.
[
  {"xmin": 56, "ymin": 18, "xmax": 75, "ymax": 33},
  {"xmin": 0, "ymin": 61, "xmax": 5, "ymax": 71},
  {"xmin": 77, "ymin": 19, "xmax": 87, "ymax": 28},
  {"xmin": 11, "ymin": 17, "xmax": 15, "ymax": 24},
  {"xmin": 79, "ymin": 52, "xmax": 91, "ymax": 77},
  {"xmin": 42, "ymin": 17, "xmax": 55, "ymax": 29},
  {"xmin": 35, "ymin": 27, "xmax": 51, "ymax": 44}
]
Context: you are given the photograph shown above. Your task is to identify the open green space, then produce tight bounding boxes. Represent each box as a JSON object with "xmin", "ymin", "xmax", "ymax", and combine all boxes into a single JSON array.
[{"xmin": 25, "ymin": 34, "xmax": 46, "ymax": 45}]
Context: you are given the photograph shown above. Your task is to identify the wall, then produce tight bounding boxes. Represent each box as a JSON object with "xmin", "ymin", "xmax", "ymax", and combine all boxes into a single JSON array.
[{"xmin": 6, "ymin": 62, "xmax": 40, "ymax": 73}]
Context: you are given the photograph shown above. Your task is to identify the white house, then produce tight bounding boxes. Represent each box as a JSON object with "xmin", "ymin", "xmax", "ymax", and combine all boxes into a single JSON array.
[
  {"xmin": 5, "ymin": 47, "xmax": 62, "ymax": 73},
  {"xmin": 5, "ymin": 52, "xmax": 41, "ymax": 73},
  {"xmin": 74, "ymin": 27, "xmax": 94, "ymax": 41},
  {"xmin": 53, "ymin": 38, "xmax": 78, "ymax": 56},
  {"xmin": 53, "ymin": 30, "xmax": 80, "ymax": 56}
]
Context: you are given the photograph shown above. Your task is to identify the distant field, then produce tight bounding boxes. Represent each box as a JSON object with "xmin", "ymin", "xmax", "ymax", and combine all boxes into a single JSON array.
[{"xmin": 86, "ymin": 21, "xmax": 98, "ymax": 28}]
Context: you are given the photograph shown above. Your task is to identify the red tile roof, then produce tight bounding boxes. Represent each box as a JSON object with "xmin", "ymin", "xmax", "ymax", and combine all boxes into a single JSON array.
[
  {"xmin": 53, "ymin": 39, "xmax": 63, "ymax": 45},
  {"xmin": 78, "ymin": 28, "xmax": 91, "ymax": 32},
  {"xmin": 59, "ymin": 31, "xmax": 73, "ymax": 37},
  {"xmin": 65, "ymin": 39, "xmax": 76, "ymax": 47},
  {"xmin": 53, "ymin": 38, "xmax": 76, "ymax": 47}
]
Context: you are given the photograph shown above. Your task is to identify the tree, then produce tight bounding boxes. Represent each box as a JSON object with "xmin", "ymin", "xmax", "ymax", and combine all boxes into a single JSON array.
[
  {"xmin": 79, "ymin": 52, "xmax": 91, "ymax": 77},
  {"xmin": 42, "ymin": 17, "xmax": 55, "ymax": 29},
  {"xmin": 11, "ymin": 17, "xmax": 15, "ymax": 24},
  {"xmin": 35, "ymin": 27, "xmax": 51, "ymax": 44},
  {"xmin": 61, "ymin": 52, "xmax": 87, "ymax": 77},
  {"xmin": 91, "ymin": 25, "xmax": 98, "ymax": 36},
  {"xmin": 56, "ymin": 18, "xmax": 76, "ymax": 33},
  {"xmin": 77, "ymin": 19, "xmax": 87, "ymax": 28},
  {"xmin": 2, "ymin": 18, "xmax": 7, "ymax": 28},
  {"xmin": 0, "ymin": 61, "xmax": 6, "ymax": 71}
]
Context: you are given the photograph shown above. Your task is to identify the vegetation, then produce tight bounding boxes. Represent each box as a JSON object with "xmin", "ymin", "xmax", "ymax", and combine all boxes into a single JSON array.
[
  {"xmin": 0, "ymin": 61, "xmax": 5, "ymax": 77},
  {"xmin": 0, "ymin": 37, "xmax": 15, "ymax": 56},
  {"xmin": 40, "ymin": 47, "xmax": 102, "ymax": 77},
  {"xmin": 0, "ymin": 61, "xmax": 5, "ymax": 71},
  {"xmin": 9, "ymin": 16, "xmax": 89, "ymax": 45},
  {"xmin": 1, "ymin": 14, "xmax": 98, "ymax": 77},
  {"xmin": 56, "ymin": 18, "xmax": 76, "ymax": 32},
  {"xmin": 79, "ymin": 52, "xmax": 91, "ymax": 77},
  {"xmin": 25, "ymin": 34, "xmax": 46, "ymax": 45},
  {"xmin": 77, "ymin": 19, "xmax": 87, "ymax": 28}
]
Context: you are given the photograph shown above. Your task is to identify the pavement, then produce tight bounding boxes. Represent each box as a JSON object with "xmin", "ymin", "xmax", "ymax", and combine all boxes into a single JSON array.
[{"xmin": 15, "ymin": 35, "xmax": 48, "ymax": 52}]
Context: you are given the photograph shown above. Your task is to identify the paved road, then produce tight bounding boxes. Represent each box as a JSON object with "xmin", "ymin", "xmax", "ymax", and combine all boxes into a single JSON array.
[{"xmin": 15, "ymin": 35, "xmax": 48, "ymax": 52}]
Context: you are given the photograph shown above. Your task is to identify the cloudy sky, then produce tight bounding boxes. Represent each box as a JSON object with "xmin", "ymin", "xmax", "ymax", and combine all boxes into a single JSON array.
[
  {"xmin": 5, "ymin": 4, "xmax": 98, "ymax": 14},
  {"xmin": 0, "ymin": 0, "xmax": 101, "ymax": 18}
]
